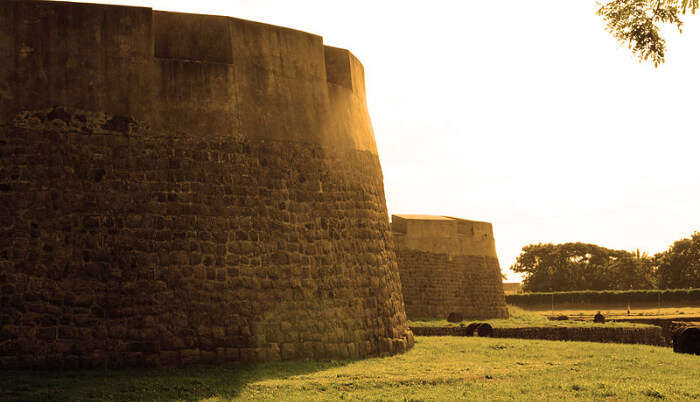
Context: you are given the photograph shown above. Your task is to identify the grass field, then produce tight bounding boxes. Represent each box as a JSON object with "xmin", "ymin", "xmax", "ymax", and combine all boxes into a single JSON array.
[
  {"xmin": 408, "ymin": 306, "xmax": 656, "ymax": 328},
  {"xmin": 1, "ymin": 337, "xmax": 698, "ymax": 401},
  {"xmin": 526, "ymin": 306, "xmax": 700, "ymax": 319},
  {"xmin": 505, "ymin": 289, "xmax": 700, "ymax": 308}
]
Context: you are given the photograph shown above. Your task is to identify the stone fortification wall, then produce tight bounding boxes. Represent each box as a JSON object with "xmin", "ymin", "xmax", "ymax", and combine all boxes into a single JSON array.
[
  {"xmin": 392, "ymin": 215, "xmax": 508, "ymax": 320},
  {"xmin": 0, "ymin": 0, "xmax": 412, "ymax": 369}
]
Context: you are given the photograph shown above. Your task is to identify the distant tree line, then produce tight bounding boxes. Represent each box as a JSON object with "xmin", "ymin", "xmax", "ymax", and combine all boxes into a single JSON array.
[{"xmin": 511, "ymin": 232, "xmax": 700, "ymax": 292}]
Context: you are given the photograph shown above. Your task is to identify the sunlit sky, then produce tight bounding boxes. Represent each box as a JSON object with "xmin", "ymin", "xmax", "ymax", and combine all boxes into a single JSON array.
[{"xmin": 55, "ymin": 0, "xmax": 700, "ymax": 281}]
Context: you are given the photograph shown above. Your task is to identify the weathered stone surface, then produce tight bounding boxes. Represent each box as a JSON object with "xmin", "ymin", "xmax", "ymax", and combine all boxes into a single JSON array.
[
  {"xmin": 392, "ymin": 215, "xmax": 508, "ymax": 320},
  {"xmin": 0, "ymin": 0, "xmax": 412, "ymax": 368}
]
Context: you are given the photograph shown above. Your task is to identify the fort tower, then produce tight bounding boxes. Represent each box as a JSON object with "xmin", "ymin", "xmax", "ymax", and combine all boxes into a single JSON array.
[
  {"xmin": 392, "ymin": 215, "xmax": 509, "ymax": 320},
  {"xmin": 0, "ymin": 0, "xmax": 413, "ymax": 368}
]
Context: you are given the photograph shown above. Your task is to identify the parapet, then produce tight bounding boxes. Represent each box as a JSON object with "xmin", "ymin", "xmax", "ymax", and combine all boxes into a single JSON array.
[
  {"xmin": 391, "ymin": 214, "xmax": 498, "ymax": 258},
  {"xmin": 0, "ymin": 0, "xmax": 376, "ymax": 153}
]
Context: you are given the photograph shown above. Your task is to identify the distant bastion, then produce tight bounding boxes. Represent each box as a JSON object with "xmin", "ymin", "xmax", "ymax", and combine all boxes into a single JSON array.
[
  {"xmin": 392, "ymin": 215, "xmax": 509, "ymax": 320},
  {"xmin": 0, "ymin": 0, "xmax": 413, "ymax": 369}
]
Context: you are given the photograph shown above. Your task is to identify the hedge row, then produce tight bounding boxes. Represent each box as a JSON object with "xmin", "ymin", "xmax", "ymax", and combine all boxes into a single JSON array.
[{"xmin": 505, "ymin": 289, "xmax": 700, "ymax": 306}]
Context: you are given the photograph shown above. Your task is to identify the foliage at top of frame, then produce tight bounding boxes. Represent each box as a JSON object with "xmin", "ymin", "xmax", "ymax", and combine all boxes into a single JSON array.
[{"xmin": 598, "ymin": 0, "xmax": 698, "ymax": 66}]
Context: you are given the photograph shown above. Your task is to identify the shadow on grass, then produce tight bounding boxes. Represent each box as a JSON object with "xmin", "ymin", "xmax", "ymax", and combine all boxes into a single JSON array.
[{"xmin": 0, "ymin": 359, "xmax": 351, "ymax": 401}]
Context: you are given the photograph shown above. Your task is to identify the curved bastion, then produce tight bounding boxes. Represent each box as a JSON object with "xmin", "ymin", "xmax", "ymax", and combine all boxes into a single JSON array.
[
  {"xmin": 392, "ymin": 215, "xmax": 509, "ymax": 320},
  {"xmin": 0, "ymin": 0, "xmax": 413, "ymax": 368}
]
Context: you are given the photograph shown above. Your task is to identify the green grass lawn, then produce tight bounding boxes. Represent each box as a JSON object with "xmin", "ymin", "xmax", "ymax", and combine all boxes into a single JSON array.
[
  {"xmin": 408, "ymin": 306, "xmax": 655, "ymax": 328},
  {"xmin": 526, "ymin": 306, "xmax": 700, "ymax": 319},
  {"xmin": 2, "ymin": 337, "xmax": 698, "ymax": 401}
]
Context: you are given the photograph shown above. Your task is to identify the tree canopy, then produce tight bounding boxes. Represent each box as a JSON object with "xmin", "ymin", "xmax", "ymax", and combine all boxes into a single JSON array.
[
  {"xmin": 510, "ymin": 242, "xmax": 655, "ymax": 292},
  {"xmin": 597, "ymin": 0, "xmax": 698, "ymax": 65},
  {"xmin": 512, "ymin": 233, "xmax": 700, "ymax": 291},
  {"xmin": 655, "ymin": 232, "xmax": 700, "ymax": 288}
]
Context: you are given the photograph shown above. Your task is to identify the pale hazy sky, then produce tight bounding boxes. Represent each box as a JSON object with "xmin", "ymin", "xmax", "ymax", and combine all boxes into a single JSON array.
[{"xmin": 56, "ymin": 1, "xmax": 700, "ymax": 281}]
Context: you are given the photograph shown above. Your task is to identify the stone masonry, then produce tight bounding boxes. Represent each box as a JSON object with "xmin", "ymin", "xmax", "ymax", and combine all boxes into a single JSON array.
[
  {"xmin": 0, "ymin": 0, "xmax": 413, "ymax": 369},
  {"xmin": 392, "ymin": 215, "xmax": 509, "ymax": 320}
]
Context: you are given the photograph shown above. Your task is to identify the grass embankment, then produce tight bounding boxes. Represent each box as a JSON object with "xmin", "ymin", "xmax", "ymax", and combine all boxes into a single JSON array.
[
  {"xmin": 2, "ymin": 337, "xmax": 698, "ymax": 401},
  {"xmin": 408, "ymin": 306, "xmax": 655, "ymax": 328}
]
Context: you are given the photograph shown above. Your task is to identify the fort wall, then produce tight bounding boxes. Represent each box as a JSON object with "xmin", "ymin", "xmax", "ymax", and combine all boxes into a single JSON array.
[
  {"xmin": 0, "ymin": 0, "xmax": 412, "ymax": 369},
  {"xmin": 392, "ymin": 215, "xmax": 508, "ymax": 320}
]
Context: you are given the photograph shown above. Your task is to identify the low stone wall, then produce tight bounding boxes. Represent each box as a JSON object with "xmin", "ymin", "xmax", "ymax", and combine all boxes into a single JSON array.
[
  {"xmin": 612, "ymin": 317, "xmax": 700, "ymax": 326},
  {"xmin": 493, "ymin": 327, "xmax": 666, "ymax": 346},
  {"xmin": 411, "ymin": 327, "xmax": 477, "ymax": 337},
  {"xmin": 612, "ymin": 317, "xmax": 700, "ymax": 346},
  {"xmin": 410, "ymin": 326, "xmax": 667, "ymax": 346}
]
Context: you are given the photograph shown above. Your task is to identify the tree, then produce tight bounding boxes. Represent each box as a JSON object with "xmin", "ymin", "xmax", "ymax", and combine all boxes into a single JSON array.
[
  {"xmin": 606, "ymin": 249, "xmax": 657, "ymax": 290},
  {"xmin": 654, "ymin": 232, "xmax": 700, "ymax": 288},
  {"xmin": 597, "ymin": 0, "xmax": 698, "ymax": 66},
  {"xmin": 510, "ymin": 242, "xmax": 656, "ymax": 292}
]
